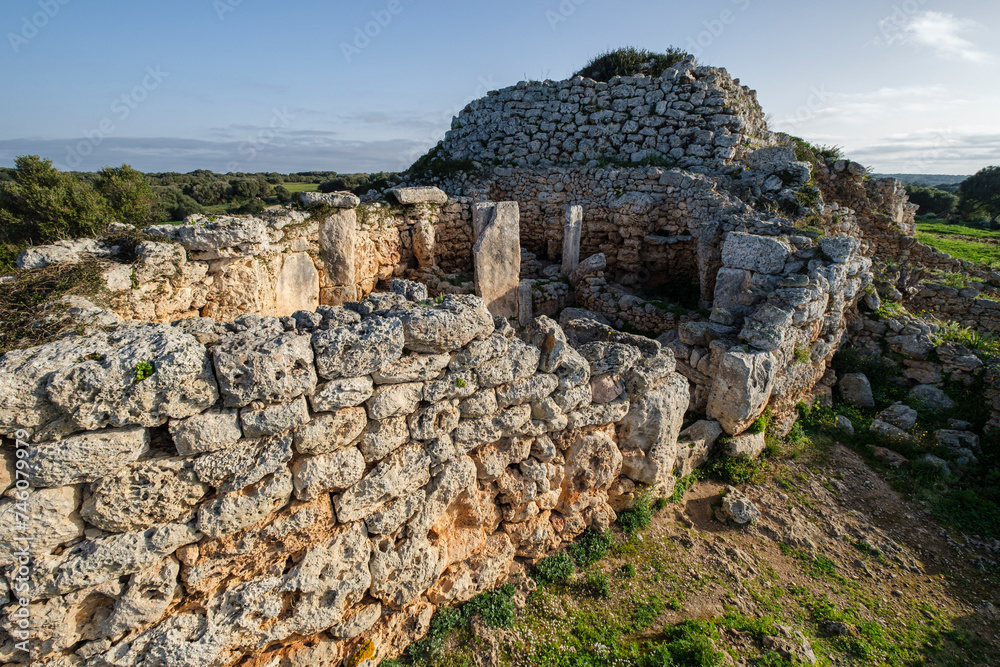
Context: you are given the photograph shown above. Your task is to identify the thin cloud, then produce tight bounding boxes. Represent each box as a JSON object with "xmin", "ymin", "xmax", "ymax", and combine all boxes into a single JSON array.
[{"xmin": 882, "ymin": 11, "xmax": 993, "ymax": 63}]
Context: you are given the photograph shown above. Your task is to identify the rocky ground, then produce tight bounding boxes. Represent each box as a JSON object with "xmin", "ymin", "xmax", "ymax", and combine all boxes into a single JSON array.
[{"xmin": 381, "ymin": 434, "xmax": 1000, "ymax": 667}]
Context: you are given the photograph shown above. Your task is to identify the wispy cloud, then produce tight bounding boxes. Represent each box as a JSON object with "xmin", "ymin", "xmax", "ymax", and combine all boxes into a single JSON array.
[{"xmin": 881, "ymin": 11, "xmax": 993, "ymax": 63}]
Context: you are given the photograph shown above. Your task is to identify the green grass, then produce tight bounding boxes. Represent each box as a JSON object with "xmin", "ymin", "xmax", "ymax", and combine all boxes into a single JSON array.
[
  {"xmin": 281, "ymin": 182, "xmax": 320, "ymax": 193},
  {"xmin": 916, "ymin": 221, "xmax": 1000, "ymax": 268}
]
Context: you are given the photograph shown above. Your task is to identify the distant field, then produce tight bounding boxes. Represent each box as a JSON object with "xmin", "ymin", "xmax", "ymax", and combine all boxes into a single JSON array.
[
  {"xmin": 916, "ymin": 218, "xmax": 1000, "ymax": 268},
  {"xmin": 282, "ymin": 182, "xmax": 320, "ymax": 193}
]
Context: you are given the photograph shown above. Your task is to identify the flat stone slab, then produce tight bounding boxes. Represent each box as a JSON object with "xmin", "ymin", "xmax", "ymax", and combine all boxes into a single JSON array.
[
  {"xmin": 300, "ymin": 191, "xmax": 360, "ymax": 208},
  {"xmin": 388, "ymin": 187, "xmax": 448, "ymax": 205},
  {"xmin": 473, "ymin": 201, "xmax": 521, "ymax": 318}
]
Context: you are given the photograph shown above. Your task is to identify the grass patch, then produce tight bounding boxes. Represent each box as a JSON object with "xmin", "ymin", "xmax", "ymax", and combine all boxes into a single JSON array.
[
  {"xmin": 915, "ymin": 230, "xmax": 1000, "ymax": 268},
  {"xmin": 575, "ymin": 46, "xmax": 688, "ymax": 82},
  {"xmin": 618, "ymin": 494, "xmax": 655, "ymax": 535}
]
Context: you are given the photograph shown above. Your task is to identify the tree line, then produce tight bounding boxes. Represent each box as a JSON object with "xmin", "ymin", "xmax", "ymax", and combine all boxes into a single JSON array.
[{"xmin": 905, "ymin": 166, "xmax": 1000, "ymax": 225}]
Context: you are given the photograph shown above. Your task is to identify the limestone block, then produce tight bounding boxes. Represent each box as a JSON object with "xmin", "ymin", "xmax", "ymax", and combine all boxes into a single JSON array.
[
  {"xmin": 707, "ymin": 347, "xmax": 777, "ymax": 435},
  {"xmin": 293, "ymin": 407, "xmax": 367, "ymax": 455},
  {"xmin": 562, "ymin": 205, "xmax": 583, "ymax": 277},
  {"xmin": 319, "ymin": 208, "xmax": 357, "ymax": 286},
  {"xmin": 291, "ymin": 449, "xmax": 365, "ymax": 501},
  {"xmin": 335, "ymin": 444, "xmax": 431, "ymax": 523},
  {"xmin": 309, "ymin": 376, "xmax": 375, "ymax": 412},
  {"xmin": 312, "ymin": 317, "xmax": 405, "ymax": 380},
  {"xmin": 240, "ymin": 397, "xmax": 310, "ymax": 438},
  {"xmin": 25, "ymin": 427, "xmax": 150, "ymax": 488},
  {"xmin": 473, "ymin": 202, "xmax": 521, "ymax": 317},
  {"xmin": 274, "ymin": 253, "xmax": 320, "ymax": 317},
  {"xmin": 197, "ymin": 471, "xmax": 294, "ymax": 538},
  {"xmin": 212, "ymin": 327, "xmax": 317, "ymax": 408},
  {"xmin": 721, "ymin": 232, "xmax": 790, "ymax": 275},
  {"xmin": 169, "ymin": 409, "xmax": 242, "ymax": 455}
]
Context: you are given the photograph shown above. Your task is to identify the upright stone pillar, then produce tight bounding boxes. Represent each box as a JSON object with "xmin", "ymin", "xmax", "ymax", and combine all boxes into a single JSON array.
[
  {"xmin": 518, "ymin": 280, "xmax": 533, "ymax": 327},
  {"xmin": 473, "ymin": 201, "xmax": 521, "ymax": 318},
  {"xmin": 562, "ymin": 205, "xmax": 583, "ymax": 277},
  {"xmin": 319, "ymin": 208, "xmax": 358, "ymax": 306}
]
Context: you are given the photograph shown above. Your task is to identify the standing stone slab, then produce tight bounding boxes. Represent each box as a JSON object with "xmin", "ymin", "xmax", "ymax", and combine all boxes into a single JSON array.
[
  {"xmin": 562, "ymin": 205, "xmax": 583, "ymax": 277},
  {"xmin": 274, "ymin": 253, "xmax": 320, "ymax": 317},
  {"xmin": 518, "ymin": 281, "xmax": 533, "ymax": 327},
  {"xmin": 473, "ymin": 202, "xmax": 521, "ymax": 318},
  {"xmin": 319, "ymin": 208, "xmax": 357, "ymax": 305}
]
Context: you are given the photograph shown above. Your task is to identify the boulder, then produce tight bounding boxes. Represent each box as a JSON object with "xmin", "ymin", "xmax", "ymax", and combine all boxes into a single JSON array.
[
  {"xmin": 618, "ymin": 373, "xmax": 690, "ymax": 489},
  {"xmin": 721, "ymin": 232, "xmax": 791, "ymax": 275},
  {"xmin": 169, "ymin": 409, "xmax": 243, "ymax": 455},
  {"xmin": 25, "ymin": 427, "xmax": 150, "ymax": 488},
  {"xmin": 838, "ymin": 373, "xmax": 875, "ymax": 408},
  {"xmin": 876, "ymin": 402, "xmax": 917, "ymax": 431},
  {"xmin": 908, "ymin": 385, "xmax": 955, "ymax": 413},
  {"xmin": 291, "ymin": 448, "xmax": 366, "ymax": 501},
  {"xmin": 724, "ymin": 431, "xmax": 766, "ymax": 459},
  {"xmin": 44, "ymin": 325, "xmax": 219, "ymax": 431},
  {"xmin": 707, "ymin": 347, "xmax": 777, "ymax": 435},
  {"xmin": 293, "ymin": 407, "xmax": 367, "ymax": 455},
  {"xmin": 309, "ymin": 376, "xmax": 375, "ymax": 412},
  {"xmin": 212, "ymin": 326, "xmax": 317, "ymax": 408},
  {"xmin": 387, "ymin": 187, "xmax": 448, "ymax": 205},
  {"xmin": 312, "ymin": 317, "xmax": 405, "ymax": 380},
  {"xmin": 720, "ymin": 486, "xmax": 760, "ymax": 525},
  {"xmin": 389, "ymin": 295, "xmax": 495, "ymax": 354},
  {"xmin": 197, "ymin": 471, "xmax": 294, "ymax": 538},
  {"xmin": 81, "ymin": 458, "xmax": 210, "ymax": 533}
]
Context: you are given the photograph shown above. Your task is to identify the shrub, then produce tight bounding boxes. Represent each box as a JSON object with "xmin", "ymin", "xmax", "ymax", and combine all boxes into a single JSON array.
[
  {"xmin": 94, "ymin": 164, "xmax": 158, "ymax": 226},
  {"xmin": 618, "ymin": 494, "xmax": 654, "ymax": 534},
  {"xmin": 578, "ymin": 571, "xmax": 611, "ymax": 599},
  {"xmin": 575, "ymin": 46, "xmax": 689, "ymax": 82},
  {"xmin": 568, "ymin": 528, "xmax": 613, "ymax": 568},
  {"xmin": 0, "ymin": 155, "xmax": 109, "ymax": 245},
  {"xmin": 465, "ymin": 583, "xmax": 516, "ymax": 628},
  {"xmin": 532, "ymin": 552, "xmax": 575, "ymax": 584}
]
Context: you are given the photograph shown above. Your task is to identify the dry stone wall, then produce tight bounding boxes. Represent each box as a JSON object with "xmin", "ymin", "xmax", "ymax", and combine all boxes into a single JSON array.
[
  {"xmin": 439, "ymin": 58, "xmax": 774, "ymax": 172},
  {"xmin": 0, "ymin": 287, "xmax": 716, "ymax": 667}
]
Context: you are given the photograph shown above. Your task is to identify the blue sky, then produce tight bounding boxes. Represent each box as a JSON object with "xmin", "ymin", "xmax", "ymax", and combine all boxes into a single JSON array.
[{"xmin": 1, "ymin": 0, "xmax": 998, "ymax": 175}]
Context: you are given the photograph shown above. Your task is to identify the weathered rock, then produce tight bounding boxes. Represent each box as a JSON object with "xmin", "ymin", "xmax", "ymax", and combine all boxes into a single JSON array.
[
  {"xmin": 212, "ymin": 327, "xmax": 317, "ymax": 408},
  {"xmin": 358, "ymin": 416, "xmax": 411, "ymax": 463},
  {"xmin": 570, "ymin": 253, "xmax": 606, "ymax": 286},
  {"xmin": 197, "ymin": 471, "xmax": 294, "ymax": 538},
  {"xmin": 740, "ymin": 304, "xmax": 794, "ymax": 351},
  {"xmin": 366, "ymin": 382, "xmax": 424, "ymax": 420},
  {"xmin": 591, "ymin": 374, "xmax": 625, "ymax": 404},
  {"xmin": 618, "ymin": 374, "xmax": 689, "ymax": 488},
  {"xmin": 388, "ymin": 186, "xmax": 448, "ymax": 205},
  {"xmin": 391, "ymin": 278, "xmax": 429, "ymax": 302},
  {"xmin": 370, "ymin": 535, "xmax": 440, "ymax": 609},
  {"xmin": 193, "ymin": 434, "xmax": 293, "ymax": 492},
  {"xmin": 408, "ymin": 402, "xmax": 461, "ymax": 441},
  {"xmin": 471, "ymin": 437, "xmax": 532, "ymax": 482},
  {"xmin": 17, "ymin": 238, "xmax": 112, "ymax": 270},
  {"xmin": 453, "ymin": 405, "xmax": 532, "ymax": 450},
  {"xmin": 101, "ymin": 558, "xmax": 181, "ymax": 638},
  {"xmin": 724, "ymin": 431, "xmax": 767, "ymax": 459},
  {"xmin": 293, "ymin": 407, "xmax": 367, "ymax": 455},
  {"xmin": 818, "ymin": 236, "xmax": 861, "ymax": 263},
  {"xmin": 495, "ymin": 374, "xmax": 559, "ymax": 409},
  {"xmin": 44, "ymin": 325, "xmax": 219, "ymax": 431},
  {"xmin": 839, "ymin": 373, "xmax": 875, "ymax": 408},
  {"xmin": 473, "ymin": 201, "xmax": 521, "ymax": 317},
  {"xmin": 335, "ymin": 445, "xmax": 431, "ymax": 523},
  {"xmin": 25, "ymin": 427, "xmax": 150, "ymax": 488},
  {"xmin": 721, "ymin": 232, "xmax": 790, "ymax": 274},
  {"xmin": 291, "ymin": 448, "xmax": 366, "ymax": 501},
  {"xmin": 935, "ymin": 429, "xmax": 980, "ymax": 453},
  {"xmin": 82, "ymin": 458, "xmax": 209, "ymax": 533},
  {"xmin": 0, "ymin": 486, "xmax": 83, "ymax": 557},
  {"xmin": 428, "ymin": 534, "xmax": 516, "ymax": 604},
  {"xmin": 909, "ymin": 385, "xmax": 955, "ymax": 412},
  {"xmin": 319, "ymin": 207, "xmax": 357, "ymax": 290},
  {"xmin": 870, "ymin": 419, "xmax": 913, "ymax": 443},
  {"xmin": 836, "ymin": 415, "xmax": 855, "ymax": 436},
  {"xmin": 872, "ymin": 446, "xmax": 908, "ymax": 466},
  {"xmin": 876, "ymin": 402, "xmax": 918, "ymax": 431},
  {"xmin": 309, "ymin": 376, "xmax": 375, "ymax": 412},
  {"xmin": 364, "ymin": 490, "xmax": 425, "ymax": 536},
  {"xmin": 720, "ymin": 486, "xmax": 760, "ymax": 525},
  {"xmin": 301, "ymin": 191, "xmax": 360, "ymax": 208},
  {"xmin": 312, "ymin": 317, "xmax": 405, "ymax": 380},
  {"xmin": 460, "ymin": 390, "xmax": 499, "ymax": 418},
  {"xmin": 31, "ymin": 522, "xmax": 200, "ymax": 599},
  {"xmin": 675, "ymin": 420, "xmax": 723, "ymax": 476},
  {"xmin": 578, "ymin": 342, "xmax": 641, "ymax": 376},
  {"xmin": 372, "ymin": 354, "xmax": 450, "ymax": 384},
  {"xmin": 390, "ymin": 295, "xmax": 495, "ymax": 354},
  {"xmin": 169, "ymin": 409, "xmax": 242, "ymax": 455},
  {"xmin": 240, "ymin": 397, "xmax": 310, "ymax": 438},
  {"xmin": 707, "ymin": 347, "xmax": 777, "ymax": 435},
  {"xmin": 562, "ymin": 205, "xmax": 583, "ymax": 277}
]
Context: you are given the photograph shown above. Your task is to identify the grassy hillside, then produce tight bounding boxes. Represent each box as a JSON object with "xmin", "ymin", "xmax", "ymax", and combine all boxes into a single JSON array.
[{"xmin": 916, "ymin": 217, "xmax": 1000, "ymax": 269}]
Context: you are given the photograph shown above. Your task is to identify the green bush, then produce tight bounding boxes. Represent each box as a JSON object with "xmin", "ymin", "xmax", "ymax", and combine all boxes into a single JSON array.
[
  {"xmin": 709, "ymin": 453, "xmax": 767, "ymax": 485},
  {"xmin": 575, "ymin": 46, "xmax": 689, "ymax": 82},
  {"xmin": 618, "ymin": 494, "xmax": 654, "ymax": 534},
  {"xmin": 95, "ymin": 164, "xmax": 158, "ymax": 226},
  {"xmin": 578, "ymin": 571, "xmax": 611, "ymax": 599},
  {"xmin": 465, "ymin": 583, "xmax": 516, "ymax": 628},
  {"xmin": 0, "ymin": 155, "xmax": 109, "ymax": 245},
  {"xmin": 568, "ymin": 528, "xmax": 613, "ymax": 568},
  {"xmin": 532, "ymin": 552, "xmax": 575, "ymax": 584}
]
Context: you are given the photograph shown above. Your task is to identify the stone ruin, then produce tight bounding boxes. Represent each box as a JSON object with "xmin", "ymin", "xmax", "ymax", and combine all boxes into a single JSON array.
[{"xmin": 0, "ymin": 56, "xmax": 953, "ymax": 667}]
